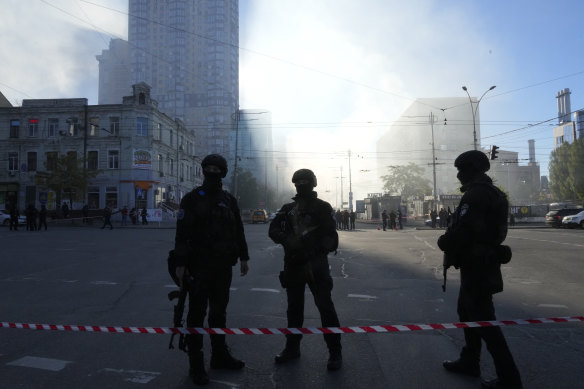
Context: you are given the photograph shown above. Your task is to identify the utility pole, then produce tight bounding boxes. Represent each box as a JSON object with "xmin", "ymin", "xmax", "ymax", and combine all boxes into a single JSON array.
[
  {"xmin": 348, "ymin": 150, "xmax": 353, "ymax": 212},
  {"xmin": 430, "ymin": 112, "xmax": 438, "ymax": 211},
  {"xmin": 232, "ymin": 110, "xmax": 240, "ymax": 198}
]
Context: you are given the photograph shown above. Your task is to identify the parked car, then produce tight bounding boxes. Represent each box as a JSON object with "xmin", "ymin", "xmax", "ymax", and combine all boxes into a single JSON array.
[
  {"xmin": 561, "ymin": 210, "xmax": 584, "ymax": 229},
  {"xmin": 252, "ymin": 209, "xmax": 269, "ymax": 224},
  {"xmin": 0, "ymin": 210, "xmax": 26, "ymax": 225},
  {"xmin": 545, "ymin": 208, "xmax": 583, "ymax": 228}
]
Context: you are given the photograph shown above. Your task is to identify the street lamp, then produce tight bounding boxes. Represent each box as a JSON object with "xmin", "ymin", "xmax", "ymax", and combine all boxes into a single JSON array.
[{"xmin": 461, "ymin": 85, "xmax": 496, "ymax": 150}]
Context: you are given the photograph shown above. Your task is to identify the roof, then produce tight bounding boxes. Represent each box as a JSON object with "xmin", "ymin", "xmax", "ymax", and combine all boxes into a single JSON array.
[{"xmin": 0, "ymin": 90, "xmax": 13, "ymax": 107}]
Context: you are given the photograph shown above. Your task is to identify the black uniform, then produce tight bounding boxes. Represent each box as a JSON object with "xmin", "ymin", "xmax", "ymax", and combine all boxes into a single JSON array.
[
  {"xmin": 174, "ymin": 182, "xmax": 249, "ymax": 363},
  {"xmin": 9, "ymin": 206, "xmax": 19, "ymax": 231},
  {"xmin": 438, "ymin": 173, "xmax": 521, "ymax": 387},
  {"xmin": 38, "ymin": 205, "xmax": 48, "ymax": 231},
  {"xmin": 269, "ymin": 191, "xmax": 341, "ymax": 356}
]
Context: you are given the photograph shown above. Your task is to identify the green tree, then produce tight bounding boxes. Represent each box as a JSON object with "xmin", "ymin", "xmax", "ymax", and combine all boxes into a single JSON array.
[
  {"xmin": 235, "ymin": 169, "xmax": 261, "ymax": 209},
  {"xmin": 549, "ymin": 139, "xmax": 584, "ymax": 203},
  {"xmin": 381, "ymin": 163, "xmax": 432, "ymax": 199},
  {"xmin": 35, "ymin": 153, "xmax": 100, "ymax": 207},
  {"xmin": 568, "ymin": 138, "xmax": 584, "ymax": 204}
]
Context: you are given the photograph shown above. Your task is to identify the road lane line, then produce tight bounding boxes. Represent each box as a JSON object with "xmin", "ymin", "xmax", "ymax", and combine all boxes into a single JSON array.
[
  {"xmin": 250, "ymin": 288, "xmax": 280, "ymax": 293},
  {"xmin": 348, "ymin": 294, "xmax": 378, "ymax": 300},
  {"xmin": 538, "ymin": 304, "xmax": 568, "ymax": 309}
]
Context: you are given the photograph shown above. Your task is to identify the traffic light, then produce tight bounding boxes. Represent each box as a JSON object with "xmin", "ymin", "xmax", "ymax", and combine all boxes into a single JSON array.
[{"xmin": 490, "ymin": 145, "xmax": 499, "ymax": 160}]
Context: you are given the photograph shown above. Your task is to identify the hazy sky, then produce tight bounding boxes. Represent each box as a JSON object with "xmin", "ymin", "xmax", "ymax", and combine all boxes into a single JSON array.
[{"xmin": 2, "ymin": 0, "xmax": 583, "ymax": 206}]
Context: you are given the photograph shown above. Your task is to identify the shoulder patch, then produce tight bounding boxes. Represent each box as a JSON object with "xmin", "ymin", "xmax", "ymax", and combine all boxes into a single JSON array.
[
  {"xmin": 177, "ymin": 209, "xmax": 185, "ymax": 220},
  {"xmin": 198, "ymin": 189, "xmax": 205, "ymax": 196},
  {"xmin": 459, "ymin": 203, "xmax": 469, "ymax": 217}
]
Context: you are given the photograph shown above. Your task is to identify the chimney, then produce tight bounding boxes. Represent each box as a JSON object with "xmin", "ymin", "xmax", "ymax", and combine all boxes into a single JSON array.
[
  {"xmin": 528, "ymin": 139, "xmax": 536, "ymax": 164},
  {"xmin": 556, "ymin": 88, "xmax": 572, "ymax": 124}
]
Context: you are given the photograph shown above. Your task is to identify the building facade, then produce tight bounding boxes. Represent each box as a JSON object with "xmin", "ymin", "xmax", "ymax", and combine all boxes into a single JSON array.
[
  {"xmin": 96, "ymin": 38, "xmax": 132, "ymax": 105},
  {"xmin": 97, "ymin": 0, "xmax": 239, "ymax": 166},
  {"xmin": 376, "ymin": 97, "xmax": 479, "ymax": 199},
  {"xmin": 0, "ymin": 83, "xmax": 202, "ymax": 212}
]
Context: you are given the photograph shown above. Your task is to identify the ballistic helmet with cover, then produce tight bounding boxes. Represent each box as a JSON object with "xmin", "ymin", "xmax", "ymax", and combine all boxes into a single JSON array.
[
  {"xmin": 292, "ymin": 168, "xmax": 317, "ymax": 187},
  {"xmin": 201, "ymin": 154, "xmax": 228, "ymax": 178},
  {"xmin": 454, "ymin": 150, "xmax": 490, "ymax": 173}
]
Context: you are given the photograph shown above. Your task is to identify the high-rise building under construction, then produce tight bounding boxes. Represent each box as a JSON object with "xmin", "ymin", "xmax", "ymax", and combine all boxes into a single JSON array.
[{"xmin": 98, "ymin": 0, "xmax": 239, "ymax": 160}]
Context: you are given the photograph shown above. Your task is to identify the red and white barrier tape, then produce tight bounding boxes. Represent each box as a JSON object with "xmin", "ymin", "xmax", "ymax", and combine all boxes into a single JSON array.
[{"xmin": 2, "ymin": 316, "xmax": 583, "ymax": 335}]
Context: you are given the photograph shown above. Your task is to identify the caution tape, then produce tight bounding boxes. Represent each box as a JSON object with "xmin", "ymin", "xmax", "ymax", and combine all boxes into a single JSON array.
[{"xmin": 1, "ymin": 316, "xmax": 583, "ymax": 335}]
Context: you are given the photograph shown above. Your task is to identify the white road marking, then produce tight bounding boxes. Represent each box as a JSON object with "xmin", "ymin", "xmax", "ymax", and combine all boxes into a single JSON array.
[
  {"xmin": 230, "ymin": 287, "xmax": 238, "ymax": 291},
  {"xmin": 102, "ymin": 368, "xmax": 161, "ymax": 384},
  {"xmin": 537, "ymin": 304, "xmax": 568, "ymax": 309},
  {"xmin": 348, "ymin": 293, "xmax": 378, "ymax": 300},
  {"xmin": 251, "ymin": 288, "xmax": 280, "ymax": 293},
  {"xmin": 7, "ymin": 356, "xmax": 71, "ymax": 372},
  {"xmin": 164, "ymin": 284, "xmax": 177, "ymax": 288},
  {"xmin": 90, "ymin": 281, "xmax": 118, "ymax": 285},
  {"xmin": 210, "ymin": 379, "xmax": 240, "ymax": 388}
]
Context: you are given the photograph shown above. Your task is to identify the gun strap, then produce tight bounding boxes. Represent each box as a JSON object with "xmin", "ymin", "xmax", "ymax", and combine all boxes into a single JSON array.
[{"xmin": 442, "ymin": 268, "xmax": 447, "ymax": 292}]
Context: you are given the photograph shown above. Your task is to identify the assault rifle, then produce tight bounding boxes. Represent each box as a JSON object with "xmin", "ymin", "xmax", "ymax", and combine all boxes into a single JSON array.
[{"xmin": 168, "ymin": 276, "xmax": 189, "ymax": 352}]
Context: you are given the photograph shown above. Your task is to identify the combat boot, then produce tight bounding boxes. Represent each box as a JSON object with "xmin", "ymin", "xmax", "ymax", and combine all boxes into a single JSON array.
[
  {"xmin": 327, "ymin": 350, "xmax": 342, "ymax": 371},
  {"xmin": 481, "ymin": 378, "xmax": 523, "ymax": 389},
  {"xmin": 443, "ymin": 358, "xmax": 481, "ymax": 377},
  {"xmin": 189, "ymin": 351, "xmax": 209, "ymax": 386},
  {"xmin": 210, "ymin": 346, "xmax": 245, "ymax": 370},
  {"xmin": 274, "ymin": 346, "xmax": 301, "ymax": 363}
]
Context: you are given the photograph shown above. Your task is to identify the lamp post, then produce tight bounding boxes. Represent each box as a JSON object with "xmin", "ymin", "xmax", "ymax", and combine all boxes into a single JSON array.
[{"xmin": 462, "ymin": 85, "xmax": 496, "ymax": 150}]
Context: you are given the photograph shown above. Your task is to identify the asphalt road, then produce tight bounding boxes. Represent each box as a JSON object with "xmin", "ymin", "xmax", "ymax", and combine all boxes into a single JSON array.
[{"xmin": 0, "ymin": 222, "xmax": 583, "ymax": 388}]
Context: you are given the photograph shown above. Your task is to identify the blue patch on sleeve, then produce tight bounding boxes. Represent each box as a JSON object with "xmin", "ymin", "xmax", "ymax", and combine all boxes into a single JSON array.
[
  {"xmin": 177, "ymin": 209, "xmax": 185, "ymax": 220},
  {"xmin": 198, "ymin": 190, "xmax": 205, "ymax": 196}
]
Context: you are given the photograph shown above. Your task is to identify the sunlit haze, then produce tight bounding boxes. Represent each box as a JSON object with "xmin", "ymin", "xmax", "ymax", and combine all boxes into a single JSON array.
[{"xmin": 2, "ymin": 0, "xmax": 583, "ymax": 206}]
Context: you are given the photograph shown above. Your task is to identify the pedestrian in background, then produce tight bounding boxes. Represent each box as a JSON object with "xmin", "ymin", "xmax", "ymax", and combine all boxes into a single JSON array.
[
  {"xmin": 141, "ymin": 206, "xmax": 148, "ymax": 225},
  {"xmin": 269, "ymin": 168, "xmax": 342, "ymax": 371},
  {"xmin": 9, "ymin": 204, "xmax": 19, "ymax": 231},
  {"xmin": 438, "ymin": 150, "xmax": 522, "ymax": 389},
  {"xmin": 381, "ymin": 209, "xmax": 388, "ymax": 231},
  {"xmin": 349, "ymin": 210, "xmax": 356, "ymax": 230},
  {"xmin": 101, "ymin": 205, "xmax": 113, "ymax": 230},
  {"xmin": 121, "ymin": 206, "xmax": 129, "ymax": 226},
  {"xmin": 38, "ymin": 204, "xmax": 48, "ymax": 231}
]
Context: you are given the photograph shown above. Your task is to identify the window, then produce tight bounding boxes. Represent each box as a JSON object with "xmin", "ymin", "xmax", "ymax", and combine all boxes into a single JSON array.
[
  {"xmin": 170, "ymin": 130, "xmax": 173, "ymax": 146},
  {"xmin": 87, "ymin": 151, "xmax": 98, "ymax": 170},
  {"xmin": 66, "ymin": 117, "xmax": 79, "ymax": 136},
  {"xmin": 158, "ymin": 123, "xmax": 162, "ymax": 140},
  {"xmin": 88, "ymin": 186, "xmax": 100, "ymax": 209},
  {"xmin": 89, "ymin": 117, "xmax": 99, "ymax": 136},
  {"xmin": 10, "ymin": 120, "xmax": 20, "ymax": 138},
  {"xmin": 27, "ymin": 152, "xmax": 37, "ymax": 171},
  {"xmin": 110, "ymin": 117, "xmax": 120, "ymax": 136},
  {"xmin": 136, "ymin": 117, "xmax": 148, "ymax": 136},
  {"xmin": 48, "ymin": 119, "xmax": 58, "ymax": 137},
  {"xmin": 67, "ymin": 151, "xmax": 77, "ymax": 170},
  {"xmin": 28, "ymin": 119, "xmax": 39, "ymax": 137},
  {"xmin": 158, "ymin": 154, "xmax": 163, "ymax": 173},
  {"xmin": 170, "ymin": 158, "xmax": 174, "ymax": 176},
  {"xmin": 46, "ymin": 152, "xmax": 57, "ymax": 170},
  {"xmin": 8, "ymin": 152, "xmax": 18, "ymax": 171},
  {"xmin": 108, "ymin": 150, "xmax": 119, "ymax": 169},
  {"xmin": 106, "ymin": 186, "xmax": 118, "ymax": 208}
]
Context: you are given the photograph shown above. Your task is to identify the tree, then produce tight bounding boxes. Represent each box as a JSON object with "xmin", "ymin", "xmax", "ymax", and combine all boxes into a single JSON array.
[
  {"xmin": 235, "ymin": 169, "xmax": 261, "ymax": 210},
  {"xmin": 381, "ymin": 163, "xmax": 432, "ymax": 199},
  {"xmin": 549, "ymin": 138, "xmax": 584, "ymax": 204},
  {"xmin": 35, "ymin": 153, "xmax": 100, "ymax": 207}
]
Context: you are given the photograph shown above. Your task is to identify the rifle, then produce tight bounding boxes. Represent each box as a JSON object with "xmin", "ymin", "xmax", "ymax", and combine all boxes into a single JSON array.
[{"xmin": 168, "ymin": 276, "xmax": 189, "ymax": 352}]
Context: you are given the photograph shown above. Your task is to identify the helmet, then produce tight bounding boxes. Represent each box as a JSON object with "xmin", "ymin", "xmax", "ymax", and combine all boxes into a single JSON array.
[
  {"xmin": 201, "ymin": 154, "xmax": 228, "ymax": 178},
  {"xmin": 454, "ymin": 150, "xmax": 490, "ymax": 173},
  {"xmin": 292, "ymin": 168, "xmax": 317, "ymax": 187}
]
